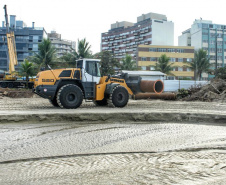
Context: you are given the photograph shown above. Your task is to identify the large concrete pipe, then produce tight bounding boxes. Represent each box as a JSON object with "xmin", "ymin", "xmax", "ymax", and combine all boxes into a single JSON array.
[
  {"xmin": 133, "ymin": 93, "xmax": 176, "ymax": 100},
  {"xmin": 140, "ymin": 80, "xmax": 164, "ymax": 94}
]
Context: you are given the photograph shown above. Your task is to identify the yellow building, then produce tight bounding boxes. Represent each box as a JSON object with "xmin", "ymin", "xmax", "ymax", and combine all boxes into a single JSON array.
[{"xmin": 137, "ymin": 45, "xmax": 195, "ymax": 80}]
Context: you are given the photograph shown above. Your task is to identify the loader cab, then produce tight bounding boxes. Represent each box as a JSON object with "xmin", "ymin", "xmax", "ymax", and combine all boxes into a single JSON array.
[{"xmin": 76, "ymin": 58, "xmax": 101, "ymax": 84}]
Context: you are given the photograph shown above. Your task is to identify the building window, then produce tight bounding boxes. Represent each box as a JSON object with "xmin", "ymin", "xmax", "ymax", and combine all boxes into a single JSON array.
[
  {"xmin": 169, "ymin": 58, "xmax": 176, "ymax": 62},
  {"xmin": 178, "ymin": 67, "xmax": 183, "ymax": 71},
  {"xmin": 217, "ymin": 48, "xmax": 222, "ymax": 52},
  {"xmin": 187, "ymin": 68, "xmax": 191, "ymax": 72},
  {"xmin": 150, "ymin": 57, "xmax": 157, "ymax": 61},
  {"xmin": 158, "ymin": 48, "xmax": 167, "ymax": 52},
  {"xmin": 187, "ymin": 58, "xmax": 192, "ymax": 62},
  {"xmin": 168, "ymin": 76, "xmax": 175, "ymax": 80},
  {"xmin": 141, "ymin": 57, "xmax": 147, "ymax": 61},
  {"xmin": 178, "ymin": 58, "xmax": 183, "ymax": 62},
  {"xmin": 141, "ymin": 66, "xmax": 146, "ymax": 70},
  {"xmin": 168, "ymin": 48, "xmax": 175, "ymax": 53},
  {"xmin": 149, "ymin": 48, "xmax": 157, "ymax": 52},
  {"xmin": 217, "ymin": 56, "xmax": 222, "ymax": 61},
  {"xmin": 177, "ymin": 49, "xmax": 184, "ymax": 53},
  {"xmin": 150, "ymin": 66, "xmax": 155, "ymax": 70}
]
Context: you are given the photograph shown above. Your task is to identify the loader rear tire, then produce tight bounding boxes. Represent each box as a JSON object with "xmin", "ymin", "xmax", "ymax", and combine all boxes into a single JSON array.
[
  {"xmin": 49, "ymin": 98, "xmax": 59, "ymax": 107},
  {"xmin": 57, "ymin": 84, "xmax": 83, "ymax": 109},
  {"xmin": 111, "ymin": 86, "xmax": 129, "ymax": 108}
]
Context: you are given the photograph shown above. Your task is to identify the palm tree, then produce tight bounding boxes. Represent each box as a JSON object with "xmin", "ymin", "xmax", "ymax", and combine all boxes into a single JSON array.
[
  {"xmin": 185, "ymin": 49, "xmax": 210, "ymax": 80},
  {"xmin": 31, "ymin": 38, "xmax": 57, "ymax": 69},
  {"xmin": 76, "ymin": 38, "xmax": 92, "ymax": 59},
  {"xmin": 120, "ymin": 54, "xmax": 137, "ymax": 70},
  {"xmin": 20, "ymin": 59, "xmax": 35, "ymax": 88},
  {"xmin": 155, "ymin": 54, "xmax": 174, "ymax": 77},
  {"xmin": 60, "ymin": 38, "xmax": 92, "ymax": 67}
]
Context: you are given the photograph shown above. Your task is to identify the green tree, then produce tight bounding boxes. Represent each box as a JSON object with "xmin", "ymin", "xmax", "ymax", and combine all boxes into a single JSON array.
[
  {"xmin": 31, "ymin": 38, "xmax": 57, "ymax": 69},
  {"xmin": 76, "ymin": 38, "xmax": 92, "ymax": 59},
  {"xmin": 95, "ymin": 51, "xmax": 119, "ymax": 76},
  {"xmin": 155, "ymin": 54, "xmax": 174, "ymax": 77},
  {"xmin": 185, "ymin": 49, "xmax": 210, "ymax": 80},
  {"xmin": 59, "ymin": 52, "xmax": 77, "ymax": 68},
  {"xmin": 19, "ymin": 59, "xmax": 35, "ymax": 88},
  {"xmin": 120, "ymin": 54, "xmax": 137, "ymax": 70},
  {"xmin": 59, "ymin": 38, "xmax": 92, "ymax": 67},
  {"xmin": 215, "ymin": 66, "xmax": 226, "ymax": 79}
]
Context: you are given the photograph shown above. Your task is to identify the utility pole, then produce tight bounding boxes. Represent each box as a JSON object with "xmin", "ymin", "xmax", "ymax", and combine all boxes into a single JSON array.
[{"xmin": 215, "ymin": 32, "xmax": 218, "ymax": 77}]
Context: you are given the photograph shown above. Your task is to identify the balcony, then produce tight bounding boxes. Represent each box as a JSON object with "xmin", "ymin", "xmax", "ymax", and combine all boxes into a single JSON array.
[{"xmin": 133, "ymin": 32, "xmax": 139, "ymax": 36}]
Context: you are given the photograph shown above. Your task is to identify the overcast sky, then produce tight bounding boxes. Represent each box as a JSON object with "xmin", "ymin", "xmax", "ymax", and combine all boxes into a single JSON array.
[{"xmin": 1, "ymin": 0, "xmax": 226, "ymax": 53}]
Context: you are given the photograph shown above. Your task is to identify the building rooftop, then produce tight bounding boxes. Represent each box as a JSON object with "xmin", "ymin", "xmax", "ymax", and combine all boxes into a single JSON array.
[{"xmin": 122, "ymin": 70, "xmax": 166, "ymax": 76}]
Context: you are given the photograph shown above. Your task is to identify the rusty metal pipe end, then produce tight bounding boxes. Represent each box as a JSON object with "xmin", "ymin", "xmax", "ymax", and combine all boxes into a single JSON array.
[{"xmin": 140, "ymin": 80, "xmax": 164, "ymax": 94}]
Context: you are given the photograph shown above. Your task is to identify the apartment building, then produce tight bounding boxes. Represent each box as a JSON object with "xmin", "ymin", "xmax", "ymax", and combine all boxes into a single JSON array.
[
  {"xmin": 101, "ymin": 12, "xmax": 174, "ymax": 60},
  {"xmin": 48, "ymin": 31, "xmax": 76, "ymax": 58},
  {"xmin": 0, "ymin": 16, "xmax": 47, "ymax": 71},
  {"xmin": 137, "ymin": 45, "xmax": 194, "ymax": 80},
  {"xmin": 178, "ymin": 19, "xmax": 226, "ymax": 80}
]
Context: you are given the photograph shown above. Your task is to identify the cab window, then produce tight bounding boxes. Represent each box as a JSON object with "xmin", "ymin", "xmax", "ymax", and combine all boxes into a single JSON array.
[
  {"xmin": 77, "ymin": 60, "xmax": 83, "ymax": 69},
  {"xmin": 85, "ymin": 61, "xmax": 101, "ymax": 77}
]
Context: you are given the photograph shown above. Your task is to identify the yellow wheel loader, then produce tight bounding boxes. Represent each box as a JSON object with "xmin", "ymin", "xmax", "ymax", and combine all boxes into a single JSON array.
[{"xmin": 33, "ymin": 58, "xmax": 164, "ymax": 109}]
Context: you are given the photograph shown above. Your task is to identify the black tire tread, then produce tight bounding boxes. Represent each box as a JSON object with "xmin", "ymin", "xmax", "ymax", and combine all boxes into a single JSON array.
[
  {"xmin": 56, "ymin": 84, "xmax": 83, "ymax": 109},
  {"xmin": 107, "ymin": 85, "xmax": 129, "ymax": 108}
]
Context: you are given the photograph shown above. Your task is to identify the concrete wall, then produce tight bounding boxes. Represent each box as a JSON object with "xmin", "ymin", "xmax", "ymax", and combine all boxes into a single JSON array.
[
  {"xmin": 178, "ymin": 32, "xmax": 191, "ymax": 46},
  {"xmin": 191, "ymin": 24, "xmax": 202, "ymax": 49},
  {"xmin": 152, "ymin": 20, "xmax": 174, "ymax": 45}
]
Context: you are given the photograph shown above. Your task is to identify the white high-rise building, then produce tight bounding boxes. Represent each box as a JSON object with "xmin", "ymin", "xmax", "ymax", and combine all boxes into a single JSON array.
[
  {"xmin": 101, "ymin": 12, "xmax": 174, "ymax": 60},
  {"xmin": 178, "ymin": 19, "xmax": 226, "ymax": 80}
]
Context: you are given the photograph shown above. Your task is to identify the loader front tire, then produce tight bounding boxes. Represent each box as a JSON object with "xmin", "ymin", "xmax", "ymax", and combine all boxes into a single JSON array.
[
  {"xmin": 57, "ymin": 84, "xmax": 83, "ymax": 109},
  {"xmin": 111, "ymin": 86, "xmax": 129, "ymax": 108}
]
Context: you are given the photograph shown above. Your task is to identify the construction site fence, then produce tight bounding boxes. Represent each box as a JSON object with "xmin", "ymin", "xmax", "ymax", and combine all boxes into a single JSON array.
[{"xmin": 163, "ymin": 80, "xmax": 209, "ymax": 92}]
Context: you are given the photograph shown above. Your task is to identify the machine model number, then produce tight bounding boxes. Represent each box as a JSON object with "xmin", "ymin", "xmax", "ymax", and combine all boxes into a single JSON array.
[{"xmin": 42, "ymin": 79, "xmax": 54, "ymax": 82}]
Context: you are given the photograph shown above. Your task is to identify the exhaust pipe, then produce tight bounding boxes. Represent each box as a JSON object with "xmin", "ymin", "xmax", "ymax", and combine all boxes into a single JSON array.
[
  {"xmin": 140, "ymin": 80, "xmax": 164, "ymax": 94},
  {"xmin": 133, "ymin": 93, "xmax": 176, "ymax": 100}
]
